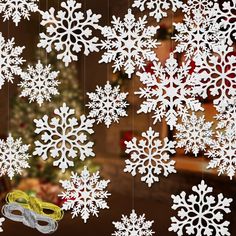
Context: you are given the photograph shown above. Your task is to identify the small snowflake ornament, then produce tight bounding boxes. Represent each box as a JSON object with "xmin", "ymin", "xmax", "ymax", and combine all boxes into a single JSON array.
[
  {"xmin": 169, "ymin": 180, "xmax": 233, "ymax": 236},
  {"xmin": 86, "ymin": 81, "xmax": 129, "ymax": 128},
  {"xmin": 112, "ymin": 209, "xmax": 154, "ymax": 236},
  {"xmin": 0, "ymin": 134, "xmax": 30, "ymax": 180},
  {"xmin": 0, "ymin": 217, "xmax": 4, "ymax": 232},
  {"xmin": 0, "ymin": 33, "xmax": 25, "ymax": 89},
  {"xmin": 99, "ymin": 9, "xmax": 160, "ymax": 78},
  {"xmin": 38, "ymin": 0, "xmax": 101, "ymax": 66},
  {"xmin": 19, "ymin": 60, "xmax": 60, "ymax": 106},
  {"xmin": 59, "ymin": 166, "xmax": 110, "ymax": 223},
  {"xmin": 175, "ymin": 113, "xmax": 213, "ymax": 157},
  {"xmin": 124, "ymin": 127, "xmax": 176, "ymax": 187},
  {"xmin": 34, "ymin": 103, "xmax": 95, "ymax": 172}
]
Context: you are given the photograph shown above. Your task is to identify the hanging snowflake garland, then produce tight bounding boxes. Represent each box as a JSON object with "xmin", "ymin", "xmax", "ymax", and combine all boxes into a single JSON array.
[
  {"xmin": 0, "ymin": 33, "xmax": 25, "ymax": 89},
  {"xmin": 0, "ymin": 134, "xmax": 30, "ymax": 180},
  {"xmin": 99, "ymin": 9, "xmax": 160, "ymax": 78},
  {"xmin": 112, "ymin": 209, "xmax": 154, "ymax": 236},
  {"xmin": 38, "ymin": 0, "xmax": 101, "ymax": 66},
  {"xmin": 59, "ymin": 166, "xmax": 111, "ymax": 223},
  {"xmin": 124, "ymin": 127, "xmax": 176, "ymax": 187},
  {"xmin": 18, "ymin": 60, "xmax": 60, "ymax": 106},
  {"xmin": 34, "ymin": 103, "xmax": 95, "ymax": 172}
]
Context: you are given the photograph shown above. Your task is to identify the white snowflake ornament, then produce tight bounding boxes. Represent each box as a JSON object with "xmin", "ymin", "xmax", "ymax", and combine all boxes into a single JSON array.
[
  {"xmin": 0, "ymin": 33, "xmax": 25, "ymax": 89},
  {"xmin": 0, "ymin": 217, "xmax": 4, "ymax": 232},
  {"xmin": 0, "ymin": 134, "xmax": 30, "ymax": 180},
  {"xmin": 59, "ymin": 167, "xmax": 110, "ymax": 223},
  {"xmin": 0, "ymin": 0, "xmax": 39, "ymax": 26},
  {"xmin": 169, "ymin": 180, "xmax": 233, "ymax": 236},
  {"xmin": 112, "ymin": 209, "xmax": 154, "ymax": 236},
  {"xmin": 86, "ymin": 81, "xmax": 129, "ymax": 128},
  {"xmin": 124, "ymin": 127, "xmax": 176, "ymax": 187},
  {"xmin": 19, "ymin": 60, "xmax": 60, "ymax": 106},
  {"xmin": 99, "ymin": 9, "xmax": 160, "ymax": 78},
  {"xmin": 175, "ymin": 113, "xmax": 213, "ymax": 157},
  {"xmin": 38, "ymin": 0, "xmax": 101, "ymax": 66},
  {"xmin": 34, "ymin": 103, "xmax": 95, "ymax": 172}
]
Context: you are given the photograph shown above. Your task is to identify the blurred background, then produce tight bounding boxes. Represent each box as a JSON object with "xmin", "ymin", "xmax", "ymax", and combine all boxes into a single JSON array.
[{"xmin": 0, "ymin": 0, "xmax": 235, "ymax": 235}]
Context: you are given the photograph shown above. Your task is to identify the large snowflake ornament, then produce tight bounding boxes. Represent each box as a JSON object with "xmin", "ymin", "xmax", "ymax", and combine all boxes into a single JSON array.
[
  {"xmin": 34, "ymin": 103, "xmax": 95, "ymax": 172},
  {"xmin": 169, "ymin": 180, "xmax": 232, "ymax": 236},
  {"xmin": 135, "ymin": 53, "xmax": 203, "ymax": 129},
  {"xmin": 38, "ymin": 0, "xmax": 101, "ymax": 66},
  {"xmin": 175, "ymin": 113, "xmax": 213, "ymax": 157},
  {"xmin": 59, "ymin": 166, "xmax": 110, "ymax": 223},
  {"xmin": 0, "ymin": 33, "xmax": 25, "ymax": 89},
  {"xmin": 19, "ymin": 60, "xmax": 60, "ymax": 106},
  {"xmin": 99, "ymin": 9, "xmax": 160, "ymax": 78},
  {"xmin": 0, "ymin": 0, "xmax": 39, "ymax": 26},
  {"xmin": 112, "ymin": 209, "xmax": 154, "ymax": 236},
  {"xmin": 0, "ymin": 134, "xmax": 30, "ymax": 180},
  {"xmin": 132, "ymin": 0, "xmax": 183, "ymax": 22},
  {"xmin": 86, "ymin": 81, "xmax": 129, "ymax": 128},
  {"xmin": 124, "ymin": 127, "xmax": 176, "ymax": 187}
]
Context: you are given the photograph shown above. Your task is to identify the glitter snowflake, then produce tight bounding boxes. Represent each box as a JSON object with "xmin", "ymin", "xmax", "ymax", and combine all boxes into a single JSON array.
[
  {"xmin": 132, "ymin": 0, "xmax": 183, "ymax": 22},
  {"xmin": 0, "ymin": 218, "xmax": 4, "ymax": 232},
  {"xmin": 86, "ymin": 81, "xmax": 129, "ymax": 128},
  {"xmin": 169, "ymin": 180, "xmax": 233, "ymax": 236},
  {"xmin": 0, "ymin": 33, "xmax": 25, "ymax": 89},
  {"xmin": 175, "ymin": 113, "xmax": 213, "ymax": 157},
  {"xmin": 0, "ymin": 0, "xmax": 39, "ymax": 26},
  {"xmin": 192, "ymin": 44, "xmax": 236, "ymax": 108},
  {"xmin": 0, "ymin": 134, "xmax": 30, "ymax": 180},
  {"xmin": 135, "ymin": 53, "xmax": 203, "ymax": 129},
  {"xmin": 18, "ymin": 60, "xmax": 60, "ymax": 106},
  {"xmin": 34, "ymin": 103, "xmax": 95, "ymax": 172},
  {"xmin": 112, "ymin": 209, "xmax": 154, "ymax": 236},
  {"xmin": 206, "ymin": 127, "xmax": 236, "ymax": 180},
  {"xmin": 38, "ymin": 0, "xmax": 101, "ymax": 66},
  {"xmin": 59, "ymin": 166, "xmax": 110, "ymax": 223},
  {"xmin": 99, "ymin": 9, "xmax": 160, "ymax": 78},
  {"xmin": 124, "ymin": 127, "xmax": 176, "ymax": 187}
]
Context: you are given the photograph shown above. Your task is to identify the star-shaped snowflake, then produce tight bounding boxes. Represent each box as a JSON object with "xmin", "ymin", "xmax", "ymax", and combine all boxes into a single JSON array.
[
  {"xmin": 0, "ymin": 218, "xmax": 4, "ymax": 232},
  {"xmin": 0, "ymin": 0, "xmax": 39, "ymax": 26},
  {"xmin": 0, "ymin": 33, "xmax": 25, "ymax": 89},
  {"xmin": 112, "ymin": 209, "xmax": 154, "ymax": 236},
  {"xmin": 18, "ymin": 60, "xmax": 60, "ymax": 106},
  {"xmin": 38, "ymin": 0, "xmax": 101, "ymax": 66},
  {"xmin": 124, "ymin": 127, "xmax": 176, "ymax": 187},
  {"xmin": 169, "ymin": 180, "xmax": 233, "ymax": 236},
  {"xmin": 135, "ymin": 53, "xmax": 203, "ymax": 129},
  {"xmin": 86, "ymin": 81, "xmax": 129, "ymax": 128},
  {"xmin": 132, "ymin": 0, "xmax": 183, "ymax": 22},
  {"xmin": 99, "ymin": 8, "xmax": 160, "ymax": 78},
  {"xmin": 206, "ymin": 127, "xmax": 236, "ymax": 180},
  {"xmin": 59, "ymin": 166, "xmax": 110, "ymax": 223},
  {"xmin": 33, "ymin": 103, "xmax": 95, "ymax": 172},
  {"xmin": 0, "ymin": 134, "xmax": 30, "ymax": 180},
  {"xmin": 175, "ymin": 113, "xmax": 213, "ymax": 157}
]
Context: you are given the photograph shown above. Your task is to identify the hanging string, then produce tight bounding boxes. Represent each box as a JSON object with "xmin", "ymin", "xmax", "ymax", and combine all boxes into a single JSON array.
[
  {"xmin": 107, "ymin": 0, "xmax": 110, "ymax": 84},
  {"xmin": 7, "ymin": 20, "xmax": 10, "ymax": 135},
  {"xmin": 83, "ymin": 0, "xmax": 86, "ymax": 115}
]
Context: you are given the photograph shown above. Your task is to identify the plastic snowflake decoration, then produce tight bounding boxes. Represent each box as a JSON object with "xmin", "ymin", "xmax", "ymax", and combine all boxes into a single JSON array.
[
  {"xmin": 0, "ymin": 0, "xmax": 39, "ymax": 26},
  {"xmin": 0, "ymin": 33, "xmax": 25, "ymax": 89},
  {"xmin": 86, "ymin": 81, "xmax": 129, "ymax": 128},
  {"xmin": 34, "ymin": 103, "xmax": 95, "ymax": 172},
  {"xmin": 132, "ymin": 0, "xmax": 183, "ymax": 22},
  {"xmin": 124, "ymin": 127, "xmax": 176, "ymax": 187},
  {"xmin": 59, "ymin": 166, "xmax": 110, "ymax": 223},
  {"xmin": 206, "ymin": 127, "xmax": 236, "ymax": 180},
  {"xmin": 175, "ymin": 113, "xmax": 213, "ymax": 157},
  {"xmin": 0, "ymin": 134, "xmax": 30, "ymax": 180},
  {"xmin": 38, "ymin": 0, "xmax": 101, "ymax": 66},
  {"xmin": 135, "ymin": 53, "xmax": 203, "ymax": 129},
  {"xmin": 112, "ymin": 209, "xmax": 154, "ymax": 236},
  {"xmin": 192, "ymin": 44, "xmax": 236, "ymax": 108},
  {"xmin": 19, "ymin": 60, "xmax": 60, "ymax": 106},
  {"xmin": 169, "ymin": 180, "xmax": 232, "ymax": 236},
  {"xmin": 99, "ymin": 9, "xmax": 160, "ymax": 78}
]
